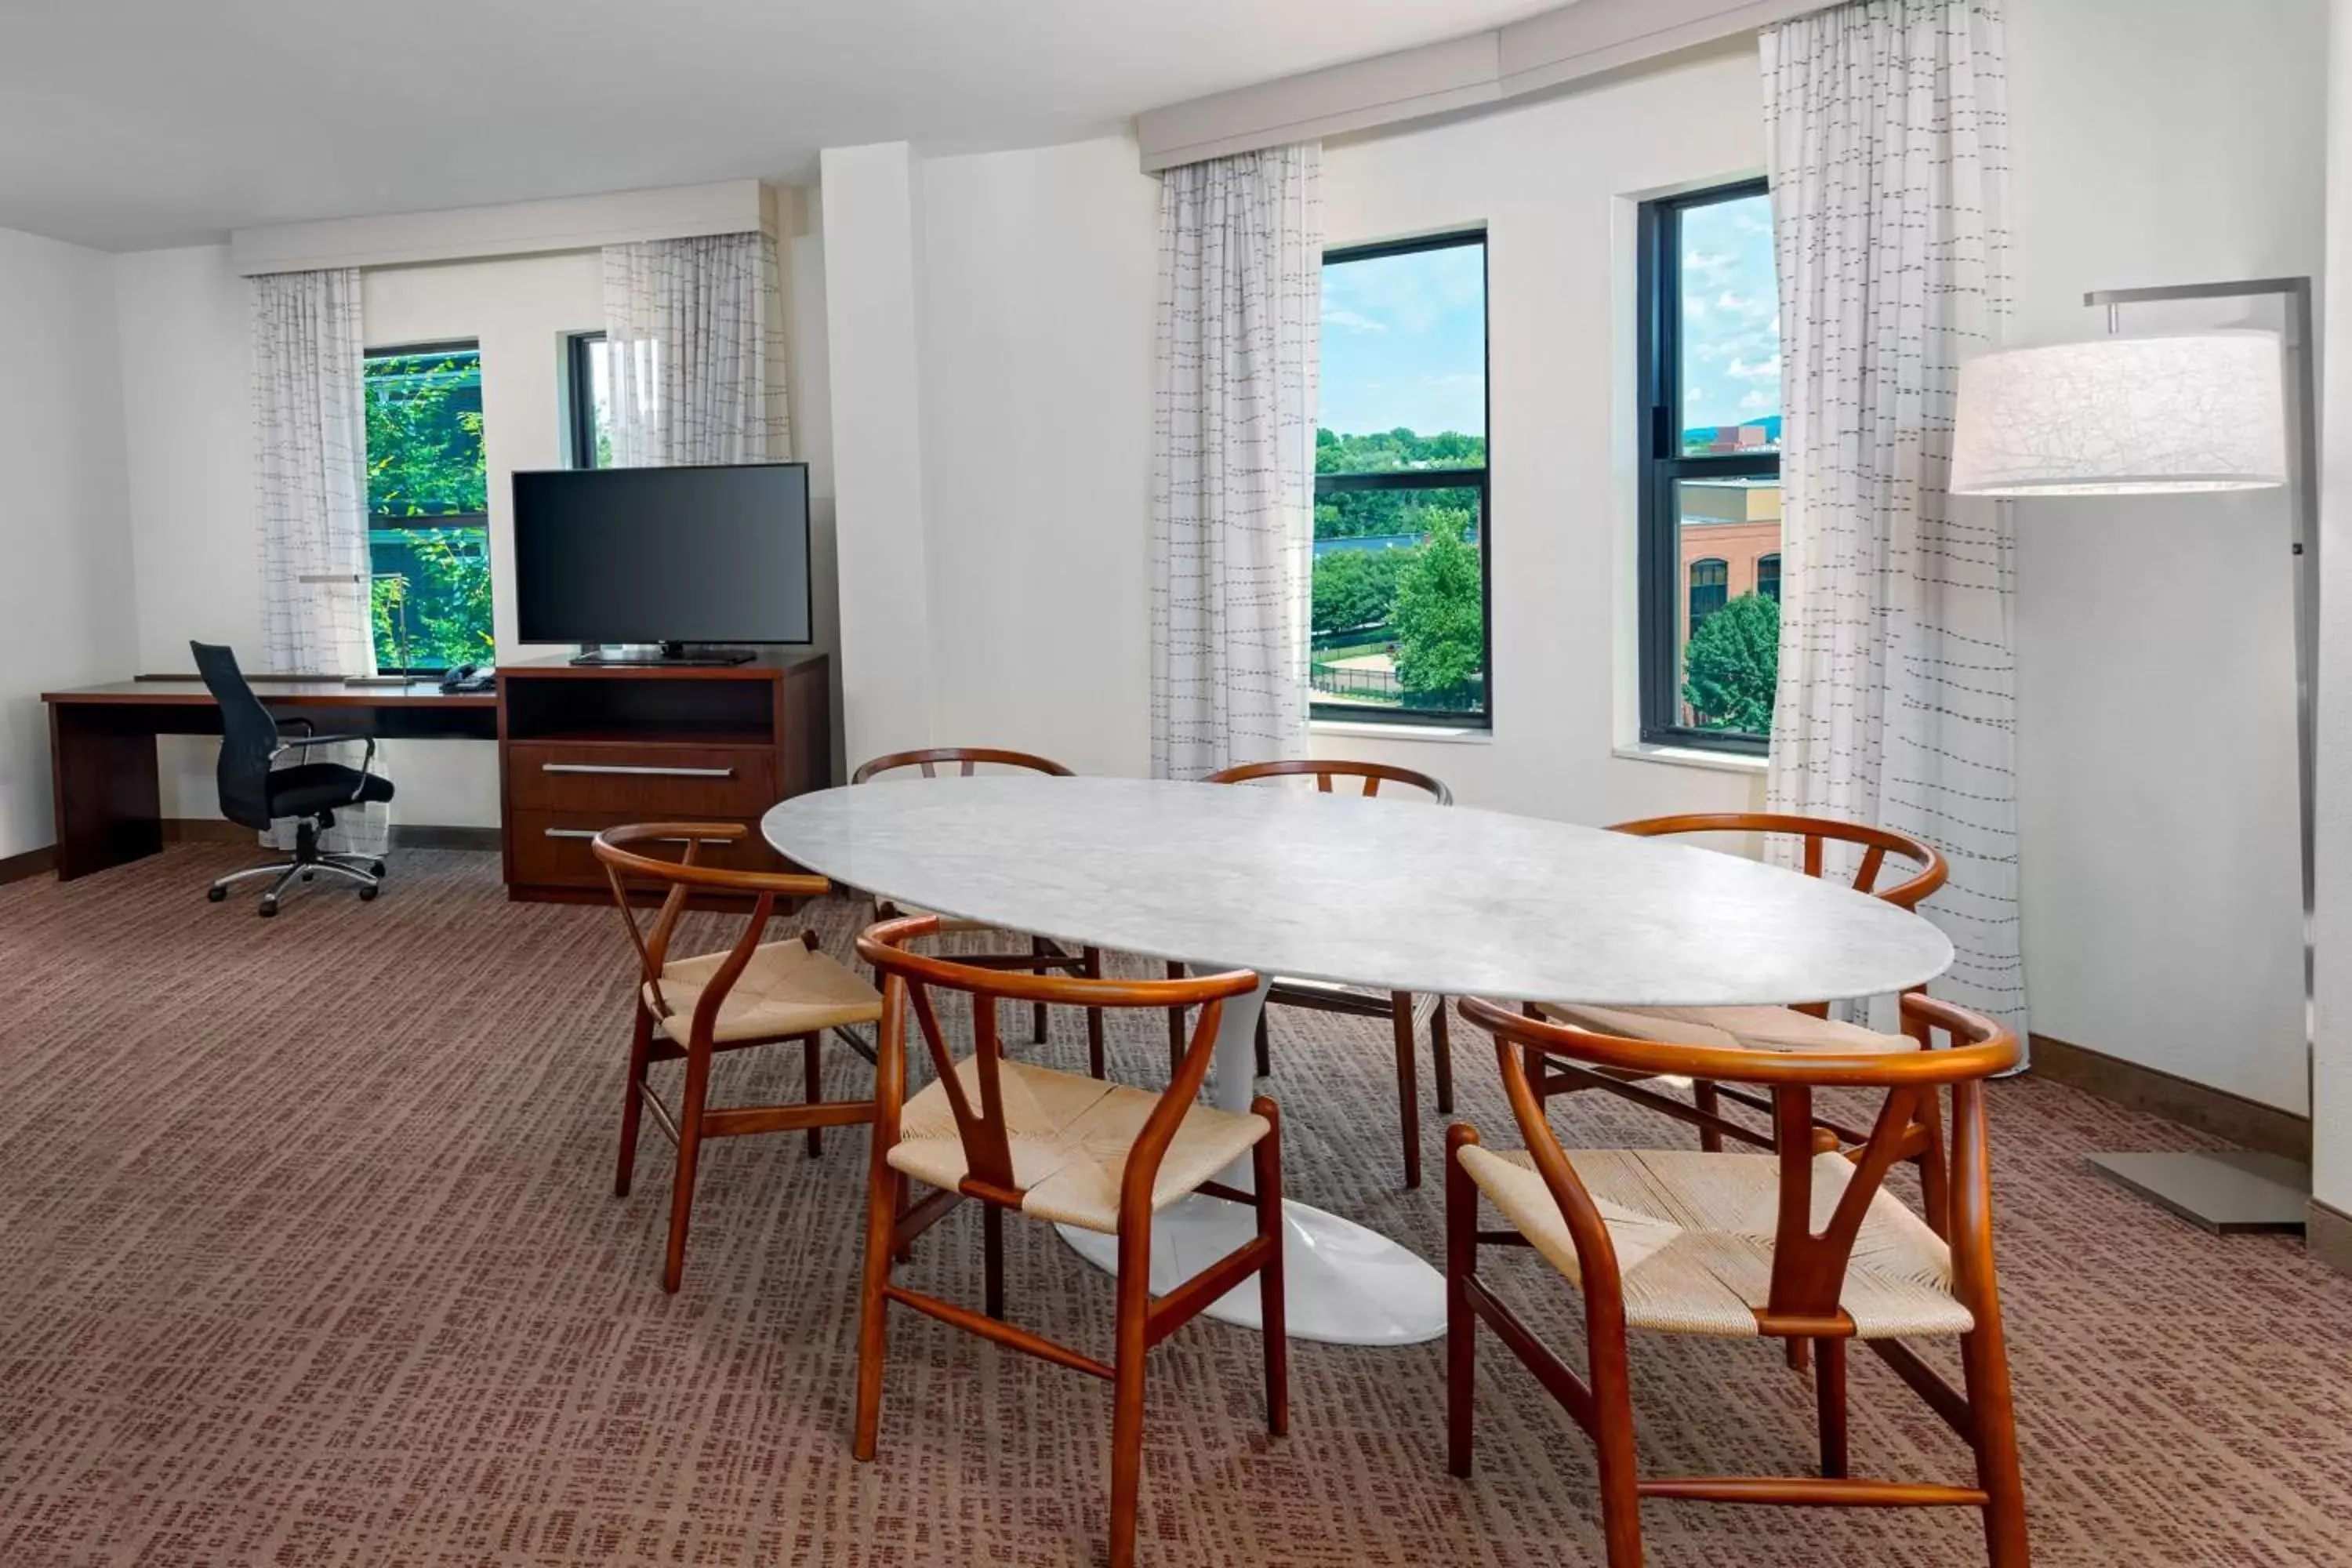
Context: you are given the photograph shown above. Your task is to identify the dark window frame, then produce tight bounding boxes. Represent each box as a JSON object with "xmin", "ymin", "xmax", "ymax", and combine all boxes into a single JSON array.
[
  {"xmin": 566, "ymin": 329, "xmax": 606, "ymax": 469},
  {"xmin": 1314, "ymin": 229, "xmax": 1493, "ymax": 730},
  {"xmin": 1637, "ymin": 179, "xmax": 1777, "ymax": 756},
  {"xmin": 365, "ymin": 339, "xmax": 489, "ymax": 675}
]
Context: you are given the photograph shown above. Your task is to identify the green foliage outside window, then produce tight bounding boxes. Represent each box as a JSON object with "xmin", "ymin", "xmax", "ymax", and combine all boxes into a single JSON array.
[
  {"xmin": 1391, "ymin": 510, "xmax": 1484, "ymax": 703},
  {"xmin": 365, "ymin": 348, "xmax": 492, "ymax": 671},
  {"xmin": 1681, "ymin": 591, "xmax": 1779, "ymax": 733},
  {"xmin": 1311, "ymin": 548, "xmax": 1409, "ymax": 636}
]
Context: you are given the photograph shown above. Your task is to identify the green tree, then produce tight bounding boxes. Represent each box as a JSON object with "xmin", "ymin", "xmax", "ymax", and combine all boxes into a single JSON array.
[
  {"xmin": 1312, "ymin": 548, "xmax": 1407, "ymax": 635},
  {"xmin": 1392, "ymin": 509, "xmax": 1483, "ymax": 701},
  {"xmin": 1681, "ymin": 591, "xmax": 1780, "ymax": 732}
]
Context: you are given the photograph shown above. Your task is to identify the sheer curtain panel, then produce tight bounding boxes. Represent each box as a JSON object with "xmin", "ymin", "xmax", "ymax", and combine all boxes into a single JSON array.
[
  {"xmin": 1149, "ymin": 144, "xmax": 1323, "ymax": 780},
  {"xmin": 1762, "ymin": 0, "xmax": 2027, "ymax": 1040},
  {"xmin": 601, "ymin": 233, "xmax": 790, "ymax": 466}
]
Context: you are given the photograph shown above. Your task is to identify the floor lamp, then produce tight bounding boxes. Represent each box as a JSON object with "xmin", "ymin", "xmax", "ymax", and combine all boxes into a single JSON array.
[{"xmin": 1951, "ymin": 277, "xmax": 2316, "ymax": 1234}]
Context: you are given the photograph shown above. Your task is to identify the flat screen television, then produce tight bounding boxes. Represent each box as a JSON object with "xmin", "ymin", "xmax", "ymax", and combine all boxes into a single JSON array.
[{"xmin": 512, "ymin": 462, "xmax": 812, "ymax": 659}]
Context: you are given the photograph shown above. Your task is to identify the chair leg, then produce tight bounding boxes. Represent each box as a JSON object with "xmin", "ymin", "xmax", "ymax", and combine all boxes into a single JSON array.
[
  {"xmin": 1693, "ymin": 1080, "xmax": 1725, "ymax": 1153},
  {"xmin": 1252, "ymin": 1098, "xmax": 1288, "ymax": 1437},
  {"xmin": 1962, "ymin": 1317, "xmax": 2031, "ymax": 1566},
  {"xmin": 1165, "ymin": 960, "xmax": 1185, "ymax": 1078},
  {"xmin": 661, "ymin": 1044, "xmax": 713, "ymax": 1294},
  {"xmin": 982, "ymin": 1202, "xmax": 1006, "ymax": 1320},
  {"xmin": 1446, "ymin": 1124, "xmax": 1479, "ymax": 1478},
  {"xmin": 1392, "ymin": 993, "xmax": 1422, "ymax": 1190},
  {"xmin": 1030, "ymin": 936, "xmax": 1051, "ymax": 1044},
  {"xmin": 1815, "ymin": 1337, "xmax": 1849, "ymax": 1478},
  {"xmin": 1431, "ymin": 996, "xmax": 1454, "ymax": 1116},
  {"xmin": 1787, "ymin": 1337, "xmax": 1813, "ymax": 1372},
  {"xmin": 803, "ymin": 1032, "xmax": 824, "ymax": 1158},
  {"xmin": 1109, "ymin": 1215, "xmax": 1154, "ymax": 1568},
  {"xmin": 615, "ymin": 1007, "xmax": 654, "ymax": 1198},
  {"xmin": 853, "ymin": 1164, "xmax": 902, "ymax": 1461},
  {"xmin": 1587, "ymin": 1305, "xmax": 1646, "ymax": 1568},
  {"xmin": 1254, "ymin": 1008, "xmax": 1271, "ymax": 1080},
  {"xmin": 1083, "ymin": 946, "xmax": 1107, "ymax": 1080}
]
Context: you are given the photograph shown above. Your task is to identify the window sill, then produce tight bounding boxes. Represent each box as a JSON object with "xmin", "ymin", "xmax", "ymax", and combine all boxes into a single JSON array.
[
  {"xmin": 1312, "ymin": 718, "xmax": 1493, "ymax": 746},
  {"xmin": 1613, "ymin": 741, "xmax": 1768, "ymax": 775}
]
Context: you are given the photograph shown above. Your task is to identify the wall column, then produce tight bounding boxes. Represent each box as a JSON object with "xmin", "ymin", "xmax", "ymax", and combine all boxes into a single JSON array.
[{"xmin": 819, "ymin": 142, "xmax": 935, "ymax": 769}]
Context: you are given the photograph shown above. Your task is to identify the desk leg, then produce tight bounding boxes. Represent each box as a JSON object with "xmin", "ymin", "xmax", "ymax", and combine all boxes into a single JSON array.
[
  {"xmin": 1058, "ymin": 973, "xmax": 1448, "ymax": 1346},
  {"xmin": 48, "ymin": 706, "xmax": 162, "ymax": 880}
]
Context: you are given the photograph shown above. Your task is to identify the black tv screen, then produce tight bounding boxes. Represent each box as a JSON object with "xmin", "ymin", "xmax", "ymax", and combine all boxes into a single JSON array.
[{"xmin": 512, "ymin": 463, "xmax": 812, "ymax": 645}]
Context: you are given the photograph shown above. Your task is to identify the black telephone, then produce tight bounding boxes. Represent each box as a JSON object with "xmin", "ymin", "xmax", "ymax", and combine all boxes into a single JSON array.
[{"xmin": 439, "ymin": 663, "xmax": 496, "ymax": 694}]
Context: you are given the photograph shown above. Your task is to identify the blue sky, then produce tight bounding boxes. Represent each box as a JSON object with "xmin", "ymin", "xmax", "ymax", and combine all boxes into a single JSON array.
[
  {"xmin": 1319, "ymin": 243, "xmax": 1486, "ymax": 437},
  {"xmin": 1677, "ymin": 191, "xmax": 1781, "ymax": 433}
]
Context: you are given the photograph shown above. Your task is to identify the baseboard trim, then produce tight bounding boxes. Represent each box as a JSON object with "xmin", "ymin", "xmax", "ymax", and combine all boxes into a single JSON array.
[
  {"xmin": 2030, "ymin": 1031, "xmax": 2309, "ymax": 1162},
  {"xmin": 2309, "ymin": 1198, "xmax": 2352, "ymax": 1276},
  {"xmin": 0, "ymin": 844, "xmax": 58, "ymax": 886},
  {"xmin": 162, "ymin": 819, "xmax": 501, "ymax": 852}
]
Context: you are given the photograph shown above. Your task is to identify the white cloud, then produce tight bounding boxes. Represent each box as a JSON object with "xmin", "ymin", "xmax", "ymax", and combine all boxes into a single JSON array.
[
  {"xmin": 1715, "ymin": 290, "xmax": 1761, "ymax": 314},
  {"xmin": 1739, "ymin": 388, "xmax": 1777, "ymax": 413},
  {"xmin": 1725, "ymin": 354, "xmax": 1781, "ymax": 382},
  {"xmin": 1321, "ymin": 306, "xmax": 1388, "ymax": 335}
]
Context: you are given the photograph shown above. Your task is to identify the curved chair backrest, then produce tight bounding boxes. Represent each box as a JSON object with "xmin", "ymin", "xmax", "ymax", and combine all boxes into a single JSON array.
[
  {"xmin": 1205, "ymin": 758, "xmax": 1452, "ymax": 806},
  {"xmin": 1610, "ymin": 811, "xmax": 1945, "ymax": 909},
  {"xmin": 1456, "ymin": 991, "xmax": 2015, "ymax": 1332},
  {"xmin": 858, "ymin": 914, "xmax": 1258, "ymax": 1220},
  {"xmin": 190, "ymin": 641, "xmax": 282, "ymax": 831},
  {"xmin": 592, "ymin": 822, "xmax": 831, "ymax": 1040},
  {"xmin": 852, "ymin": 747, "xmax": 1075, "ymax": 783}
]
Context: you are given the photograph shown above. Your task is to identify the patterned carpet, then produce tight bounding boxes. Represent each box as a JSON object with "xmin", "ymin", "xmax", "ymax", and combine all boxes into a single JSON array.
[{"xmin": 2, "ymin": 846, "xmax": 2348, "ymax": 1566}]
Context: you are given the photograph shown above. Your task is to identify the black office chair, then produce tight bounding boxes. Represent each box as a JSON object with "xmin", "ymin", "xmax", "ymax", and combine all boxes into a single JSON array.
[{"xmin": 191, "ymin": 641, "xmax": 395, "ymax": 916}]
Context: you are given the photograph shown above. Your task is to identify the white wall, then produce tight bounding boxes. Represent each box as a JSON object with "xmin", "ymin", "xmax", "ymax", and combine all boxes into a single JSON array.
[
  {"xmin": 1314, "ymin": 46, "xmax": 1766, "ymax": 824},
  {"xmin": 2314, "ymin": 0, "xmax": 2352, "ymax": 1216},
  {"xmin": 917, "ymin": 137, "xmax": 1160, "ymax": 777},
  {"xmin": 0, "ymin": 224, "xmax": 135, "ymax": 858},
  {"xmin": 2006, "ymin": 0, "xmax": 2328, "ymax": 1110}
]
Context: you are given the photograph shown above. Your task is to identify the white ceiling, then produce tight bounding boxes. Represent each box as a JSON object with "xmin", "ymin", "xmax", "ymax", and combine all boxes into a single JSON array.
[{"xmin": 0, "ymin": 0, "xmax": 1563, "ymax": 252}]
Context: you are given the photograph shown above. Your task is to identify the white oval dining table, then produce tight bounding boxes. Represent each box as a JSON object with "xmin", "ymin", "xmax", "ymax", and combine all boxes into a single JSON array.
[{"xmin": 763, "ymin": 776, "xmax": 1953, "ymax": 1348}]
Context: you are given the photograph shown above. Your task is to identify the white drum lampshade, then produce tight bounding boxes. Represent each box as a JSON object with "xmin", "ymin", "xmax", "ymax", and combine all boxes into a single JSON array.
[{"xmin": 1950, "ymin": 331, "xmax": 2288, "ymax": 495}]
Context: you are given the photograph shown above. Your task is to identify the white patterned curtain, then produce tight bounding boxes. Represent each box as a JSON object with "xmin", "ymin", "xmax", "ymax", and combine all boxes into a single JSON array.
[
  {"xmin": 1762, "ymin": 0, "xmax": 2026, "ymax": 1042},
  {"xmin": 252, "ymin": 268, "xmax": 371, "ymax": 675},
  {"xmin": 602, "ymin": 233, "xmax": 790, "ymax": 466},
  {"xmin": 249, "ymin": 267, "xmax": 387, "ymax": 856},
  {"xmin": 1149, "ymin": 144, "xmax": 1322, "ymax": 780}
]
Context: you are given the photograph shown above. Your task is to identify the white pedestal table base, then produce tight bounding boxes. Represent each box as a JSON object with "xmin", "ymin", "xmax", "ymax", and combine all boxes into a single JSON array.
[{"xmin": 1054, "ymin": 972, "xmax": 1447, "ymax": 1346}]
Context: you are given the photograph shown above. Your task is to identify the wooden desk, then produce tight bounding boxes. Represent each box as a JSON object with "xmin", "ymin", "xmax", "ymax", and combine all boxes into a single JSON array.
[{"xmin": 40, "ymin": 677, "xmax": 498, "ymax": 881}]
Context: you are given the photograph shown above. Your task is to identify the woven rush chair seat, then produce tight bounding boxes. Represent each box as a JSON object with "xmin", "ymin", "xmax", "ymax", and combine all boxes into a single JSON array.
[
  {"xmin": 891, "ymin": 1056, "xmax": 1269, "ymax": 1234},
  {"xmin": 1535, "ymin": 1000, "xmax": 1915, "ymax": 1055},
  {"xmin": 646, "ymin": 941, "xmax": 883, "ymax": 1045},
  {"xmin": 1457, "ymin": 1145, "xmax": 1971, "ymax": 1338}
]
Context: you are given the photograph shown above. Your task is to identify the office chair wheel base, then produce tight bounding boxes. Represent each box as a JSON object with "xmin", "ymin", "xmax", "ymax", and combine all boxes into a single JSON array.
[
  {"xmin": 359, "ymin": 884, "xmax": 379, "ymax": 902},
  {"xmin": 301, "ymin": 870, "xmax": 314, "ymax": 882},
  {"xmin": 258, "ymin": 898, "xmax": 278, "ymax": 918},
  {"xmin": 368, "ymin": 860, "xmax": 386, "ymax": 877},
  {"xmin": 206, "ymin": 885, "xmax": 227, "ymax": 903}
]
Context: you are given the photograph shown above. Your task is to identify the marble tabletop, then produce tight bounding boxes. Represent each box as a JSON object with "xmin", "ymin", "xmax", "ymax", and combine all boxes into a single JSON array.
[{"xmin": 761, "ymin": 777, "xmax": 1951, "ymax": 1007}]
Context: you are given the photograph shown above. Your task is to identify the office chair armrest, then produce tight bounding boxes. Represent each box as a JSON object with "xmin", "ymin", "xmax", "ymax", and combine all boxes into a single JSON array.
[{"xmin": 267, "ymin": 731, "xmax": 370, "ymax": 756}]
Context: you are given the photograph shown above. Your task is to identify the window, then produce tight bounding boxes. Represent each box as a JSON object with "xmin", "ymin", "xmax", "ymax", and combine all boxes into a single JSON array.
[
  {"xmin": 1313, "ymin": 231, "xmax": 1490, "ymax": 727},
  {"xmin": 365, "ymin": 343, "xmax": 491, "ymax": 673},
  {"xmin": 567, "ymin": 331, "xmax": 613, "ymax": 468},
  {"xmin": 1687, "ymin": 557, "xmax": 1728, "ymax": 627},
  {"xmin": 1639, "ymin": 182, "xmax": 1780, "ymax": 751}
]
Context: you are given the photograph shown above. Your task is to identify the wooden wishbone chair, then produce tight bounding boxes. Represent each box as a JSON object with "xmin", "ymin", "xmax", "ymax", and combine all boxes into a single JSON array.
[
  {"xmin": 854, "ymin": 915, "xmax": 1286, "ymax": 1568},
  {"xmin": 851, "ymin": 747, "xmax": 1108, "ymax": 1076},
  {"xmin": 593, "ymin": 823, "xmax": 883, "ymax": 1294},
  {"xmin": 1447, "ymin": 993, "xmax": 2028, "ymax": 1567},
  {"xmin": 1530, "ymin": 813, "xmax": 1948, "ymax": 1160},
  {"xmin": 1168, "ymin": 758, "xmax": 1454, "ymax": 1188}
]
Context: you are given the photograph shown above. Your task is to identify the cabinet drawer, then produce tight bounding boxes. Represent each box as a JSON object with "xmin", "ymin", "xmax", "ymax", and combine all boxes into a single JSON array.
[
  {"xmin": 506, "ymin": 743, "xmax": 777, "ymax": 815},
  {"xmin": 507, "ymin": 810, "xmax": 779, "ymax": 888}
]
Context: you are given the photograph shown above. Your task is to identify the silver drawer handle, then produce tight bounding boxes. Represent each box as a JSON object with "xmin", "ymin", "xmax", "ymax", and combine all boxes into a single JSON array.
[
  {"xmin": 543, "ymin": 828, "xmax": 731, "ymax": 843},
  {"xmin": 541, "ymin": 763, "xmax": 735, "ymax": 779}
]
